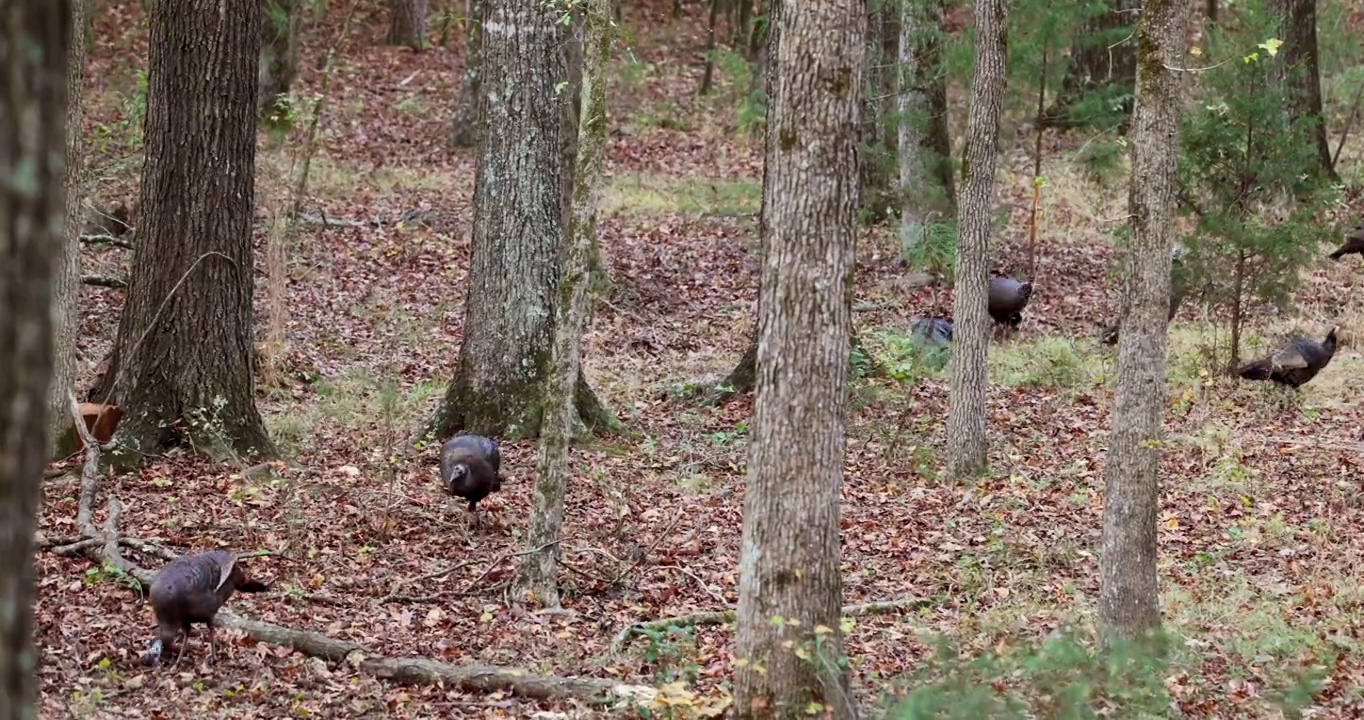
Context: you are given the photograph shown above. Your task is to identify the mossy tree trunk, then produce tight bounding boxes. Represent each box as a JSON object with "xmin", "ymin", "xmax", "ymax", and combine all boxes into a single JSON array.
[
  {"xmin": 450, "ymin": 0, "xmax": 483, "ymax": 148},
  {"xmin": 516, "ymin": 0, "xmax": 613, "ymax": 609},
  {"xmin": 0, "ymin": 1, "xmax": 69, "ymax": 714},
  {"xmin": 430, "ymin": 0, "xmax": 614, "ymax": 442},
  {"xmin": 945, "ymin": 0, "xmax": 1007, "ymax": 479},
  {"xmin": 48, "ymin": 0, "xmax": 87, "ymax": 452},
  {"xmin": 1099, "ymin": 0, "xmax": 1188, "ymax": 642},
  {"xmin": 1273, "ymin": 0, "xmax": 1335, "ymax": 180},
  {"xmin": 96, "ymin": 0, "xmax": 276, "ymax": 464},
  {"xmin": 387, "ymin": 0, "xmax": 428, "ymax": 49},
  {"xmin": 732, "ymin": 0, "xmax": 864, "ymax": 715},
  {"xmin": 897, "ymin": 0, "xmax": 956, "ymax": 253},
  {"xmin": 259, "ymin": 0, "xmax": 303, "ymax": 116}
]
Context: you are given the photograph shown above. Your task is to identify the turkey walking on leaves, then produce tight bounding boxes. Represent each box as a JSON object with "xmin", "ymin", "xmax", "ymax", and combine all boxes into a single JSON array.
[
  {"xmin": 1235, "ymin": 326, "xmax": 1339, "ymax": 389},
  {"xmin": 440, "ymin": 433, "xmax": 504, "ymax": 529},
  {"xmin": 1327, "ymin": 222, "xmax": 1364, "ymax": 261},
  {"xmin": 988, "ymin": 276, "xmax": 1033, "ymax": 329},
  {"xmin": 142, "ymin": 550, "xmax": 268, "ymax": 666}
]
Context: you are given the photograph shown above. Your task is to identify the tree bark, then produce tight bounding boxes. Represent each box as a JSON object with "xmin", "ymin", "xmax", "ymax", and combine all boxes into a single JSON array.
[
  {"xmin": 450, "ymin": 0, "xmax": 483, "ymax": 148},
  {"xmin": 48, "ymin": 0, "xmax": 87, "ymax": 453},
  {"xmin": 517, "ymin": 0, "xmax": 612, "ymax": 609},
  {"xmin": 897, "ymin": 0, "xmax": 956, "ymax": 252},
  {"xmin": 1099, "ymin": 0, "xmax": 1188, "ymax": 642},
  {"xmin": 387, "ymin": 0, "xmax": 428, "ymax": 49},
  {"xmin": 945, "ymin": 0, "xmax": 1007, "ymax": 479},
  {"xmin": 1273, "ymin": 0, "xmax": 1335, "ymax": 179},
  {"xmin": 431, "ymin": 0, "xmax": 613, "ymax": 440},
  {"xmin": 1052, "ymin": 0, "xmax": 1137, "ymax": 126},
  {"xmin": 859, "ymin": 0, "xmax": 899, "ymax": 222},
  {"xmin": 259, "ymin": 0, "xmax": 303, "ymax": 115},
  {"xmin": 732, "ymin": 0, "xmax": 864, "ymax": 716},
  {"xmin": 95, "ymin": 0, "xmax": 276, "ymax": 464},
  {"xmin": 0, "ymin": 2, "xmax": 69, "ymax": 716}
]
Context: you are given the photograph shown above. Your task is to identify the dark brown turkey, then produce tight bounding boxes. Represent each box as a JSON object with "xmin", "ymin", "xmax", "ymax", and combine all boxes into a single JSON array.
[
  {"xmin": 1327, "ymin": 222, "xmax": 1364, "ymax": 260},
  {"xmin": 1101, "ymin": 246, "xmax": 1188, "ymax": 346},
  {"xmin": 440, "ymin": 433, "xmax": 503, "ymax": 528},
  {"xmin": 142, "ymin": 550, "xmax": 267, "ymax": 665},
  {"xmin": 1235, "ymin": 327, "xmax": 1339, "ymax": 388},
  {"xmin": 987, "ymin": 276, "xmax": 1033, "ymax": 329}
]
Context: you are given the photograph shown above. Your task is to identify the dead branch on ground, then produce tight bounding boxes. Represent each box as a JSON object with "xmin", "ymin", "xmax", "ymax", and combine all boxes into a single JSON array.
[
  {"xmin": 80, "ymin": 232, "xmax": 134, "ymax": 249},
  {"xmin": 82, "ymin": 274, "xmax": 127, "ymax": 289}
]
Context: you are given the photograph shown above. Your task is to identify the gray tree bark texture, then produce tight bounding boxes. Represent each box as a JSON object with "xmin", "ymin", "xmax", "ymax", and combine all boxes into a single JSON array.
[
  {"xmin": 96, "ymin": 0, "xmax": 276, "ymax": 463},
  {"xmin": 732, "ymin": 0, "xmax": 864, "ymax": 716},
  {"xmin": 517, "ymin": 0, "xmax": 613, "ymax": 609},
  {"xmin": 1098, "ymin": 0, "xmax": 1188, "ymax": 641},
  {"xmin": 945, "ymin": 0, "xmax": 1007, "ymax": 479},
  {"xmin": 450, "ymin": 0, "xmax": 483, "ymax": 148},
  {"xmin": 1273, "ymin": 0, "xmax": 1335, "ymax": 179},
  {"xmin": 48, "ymin": 0, "xmax": 87, "ymax": 451},
  {"xmin": 0, "ymin": 3, "xmax": 69, "ymax": 717},
  {"xmin": 387, "ymin": 0, "xmax": 428, "ymax": 49},
  {"xmin": 259, "ymin": 0, "xmax": 303, "ymax": 114},
  {"xmin": 897, "ymin": 0, "xmax": 956, "ymax": 251}
]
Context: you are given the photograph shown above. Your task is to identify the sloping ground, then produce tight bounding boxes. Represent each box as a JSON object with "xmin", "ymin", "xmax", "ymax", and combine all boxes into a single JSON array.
[{"xmin": 38, "ymin": 0, "xmax": 1364, "ymax": 717}]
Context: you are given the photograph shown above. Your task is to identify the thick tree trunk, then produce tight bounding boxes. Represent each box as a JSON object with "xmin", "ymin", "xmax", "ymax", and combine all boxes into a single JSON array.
[
  {"xmin": 259, "ymin": 0, "xmax": 303, "ymax": 115},
  {"xmin": 732, "ymin": 0, "xmax": 864, "ymax": 717},
  {"xmin": 432, "ymin": 0, "xmax": 614, "ymax": 440},
  {"xmin": 517, "ymin": 0, "xmax": 612, "ymax": 609},
  {"xmin": 945, "ymin": 0, "xmax": 1007, "ymax": 479},
  {"xmin": 1273, "ymin": 0, "xmax": 1335, "ymax": 179},
  {"xmin": 49, "ymin": 0, "xmax": 87, "ymax": 452},
  {"xmin": 96, "ymin": 0, "xmax": 275, "ymax": 464},
  {"xmin": 1052, "ymin": 0, "xmax": 1137, "ymax": 126},
  {"xmin": 450, "ymin": 0, "xmax": 483, "ymax": 148},
  {"xmin": 0, "ymin": 3, "xmax": 69, "ymax": 716},
  {"xmin": 897, "ymin": 0, "xmax": 956, "ymax": 252},
  {"xmin": 387, "ymin": 0, "xmax": 428, "ymax": 49},
  {"xmin": 1099, "ymin": 0, "xmax": 1188, "ymax": 642},
  {"xmin": 859, "ymin": 0, "xmax": 899, "ymax": 222}
]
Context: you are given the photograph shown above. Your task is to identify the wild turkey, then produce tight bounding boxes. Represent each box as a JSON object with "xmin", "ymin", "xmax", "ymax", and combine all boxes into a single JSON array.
[
  {"xmin": 987, "ymin": 277, "xmax": 1033, "ymax": 328},
  {"xmin": 1100, "ymin": 247, "xmax": 1189, "ymax": 346},
  {"xmin": 142, "ymin": 550, "xmax": 267, "ymax": 665},
  {"xmin": 909, "ymin": 317, "xmax": 954, "ymax": 345},
  {"xmin": 440, "ymin": 433, "xmax": 503, "ymax": 527},
  {"xmin": 1327, "ymin": 223, "xmax": 1364, "ymax": 260},
  {"xmin": 1235, "ymin": 326, "xmax": 1338, "ymax": 388}
]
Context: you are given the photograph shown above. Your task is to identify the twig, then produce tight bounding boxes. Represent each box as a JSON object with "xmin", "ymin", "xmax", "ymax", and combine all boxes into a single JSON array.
[
  {"xmin": 68, "ymin": 392, "xmax": 103, "ymax": 536},
  {"xmin": 82, "ymin": 274, "xmax": 127, "ymax": 289},
  {"xmin": 79, "ymin": 233, "xmax": 133, "ymax": 249},
  {"xmin": 381, "ymin": 557, "xmax": 483, "ymax": 602},
  {"xmin": 1258, "ymin": 436, "xmax": 1364, "ymax": 453},
  {"xmin": 1331, "ymin": 80, "xmax": 1364, "ymax": 170},
  {"xmin": 610, "ymin": 597, "xmax": 932, "ymax": 654},
  {"xmin": 659, "ymin": 564, "xmax": 729, "ymax": 606},
  {"xmin": 609, "ymin": 513, "xmax": 682, "ymax": 585},
  {"xmin": 460, "ymin": 541, "xmax": 561, "ymax": 596}
]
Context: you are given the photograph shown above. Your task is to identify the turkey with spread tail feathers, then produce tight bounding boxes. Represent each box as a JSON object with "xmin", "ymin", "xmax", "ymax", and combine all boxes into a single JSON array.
[
  {"xmin": 1235, "ymin": 326, "xmax": 1339, "ymax": 388},
  {"xmin": 142, "ymin": 550, "xmax": 267, "ymax": 665},
  {"xmin": 440, "ymin": 433, "xmax": 503, "ymax": 528}
]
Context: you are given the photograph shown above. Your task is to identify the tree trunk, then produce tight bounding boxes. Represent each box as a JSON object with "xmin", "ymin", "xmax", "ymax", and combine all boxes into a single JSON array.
[
  {"xmin": 1273, "ymin": 0, "xmax": 1335, "ymax": 179},
  {"xmin": 733, "ymin": 0, "xmax": 863, "ymax": 717},
  {"xmin": 898, "ymin": 0, "xmax": 956, "ymax": 252},
  {"xmin": 0, "ymin": 3, "xmax": 69, "ymax": 716},
  {"xmin": 1052, "ymin": 0, "xmax": 1137, "ymax": 126},
  {"xmin": 858, "ymin": 0, "xmax": 900, "ymax": 223},
  {"xmin": 560, "ymin": 10, "xmax": 584, "ymax": 228},
  {"xmin": 1098, "ymin": 0, "xmax": 1188, "ymax": 643},
  {"xmin": 387, "ymin": 0, "xmax": 428, "ymax": 49},
  {"xmin": 517, "ymin": 0, "xmax": 613, "ymax": 609},
  {"xmin": 431, "ymin": 0, "xmax": 614, "ymax": 440},
  {"xmin": 945, "ymin": 0, "xmax": 1007, "ymax": 479},
  {"xmin": 48, "ymin": 0, "xmax": 88, "ymax": 452},
  {"xmin": 259, "ymin": 0, "xmax": 303, "ymax": 115},
  {"xmin": 450, "ymin": 0, "xmax": 483, "ymax": 148},
  {"xmin": 96, "ymin": 0, "xmax": 276, "ymax": 464}
]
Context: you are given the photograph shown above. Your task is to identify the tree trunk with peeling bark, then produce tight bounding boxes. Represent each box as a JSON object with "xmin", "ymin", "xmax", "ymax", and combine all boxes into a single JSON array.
[
  {"xmin": 431, "ymin": 0, "xmax": 614, "ymax": 441},
  {"xmin": 260, "ymin": 0, "xmax": 303, "ymax": 115},
  {"xmin": 387, "ymin": 0, "xmax": 428, "ymax": 49},
  {"xmin": 48, "ymin": 0, "xmax": 86, "ymax": 452},
  {"xmin": 450, "ymin": 0, "xmax": 483, "ymax": 148},
  {"xmin": 517, "ymin": 0, "xmax": 612, "ymax": 608},
  {"xmin": 0, "ymin": 2, "xmax": 69, "ymax": 714},
  {"xmin": 898, "ymin": 0, "xmax": 956, "ymax": 251},
  {"xmin": 95, "ymin": 0, "xmax": 276, "ymax": 464},
  {"xmin": 732, "ymin": 0, "xmax": 864, "ymax": 716},
  {"xmin": 945, "ymin": 0, "xmax": 1007, "ymax": 479},
  {"xmin": 1273, "ymin": 0, "xmax": 1335, "ymax": 179},
  {"xmin": 1099, "ymin": 0, "xmax": 1187, "ymax": 642}
]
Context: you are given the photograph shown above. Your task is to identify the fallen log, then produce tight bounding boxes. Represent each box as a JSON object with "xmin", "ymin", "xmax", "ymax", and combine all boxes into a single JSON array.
[{"xmin": 82, "ymin": 274, "xmax": 127, "ymax": 290}]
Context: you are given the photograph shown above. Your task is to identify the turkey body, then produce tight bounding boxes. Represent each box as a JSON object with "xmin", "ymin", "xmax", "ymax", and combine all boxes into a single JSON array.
[
  {"xmin": 440, "ymin": 433, "xmax": 503, "ymax": 523},
  {"xmin": 1328, "ymin": 223, "xmax": 1364, "ymax": 260},
  {"xmin": 1236, "ymin": 327, "xmax": 1338, "ymax": 388},
  {"xmin": 144, "ymin": 550, "xmax": 266, "ymax": 664},
  {"xmin": 987, "ymin": 277, "xmax": 1033, "ymax": 327}
]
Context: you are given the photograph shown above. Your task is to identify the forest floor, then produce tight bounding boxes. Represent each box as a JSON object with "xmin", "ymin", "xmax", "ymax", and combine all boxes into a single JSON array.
[{"xmin": 36, "ymin": 0, "xmax": 1364, "ymax": 717}]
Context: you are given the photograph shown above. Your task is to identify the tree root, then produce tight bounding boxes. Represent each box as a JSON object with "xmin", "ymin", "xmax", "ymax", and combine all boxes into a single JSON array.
[
  {"xmin": 610, "ymin": 597, "xmax": 932, "ymax": 654},
  {"xmin": 46, "ymin": 398, "xmax": 656, "ymax": 707}
]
